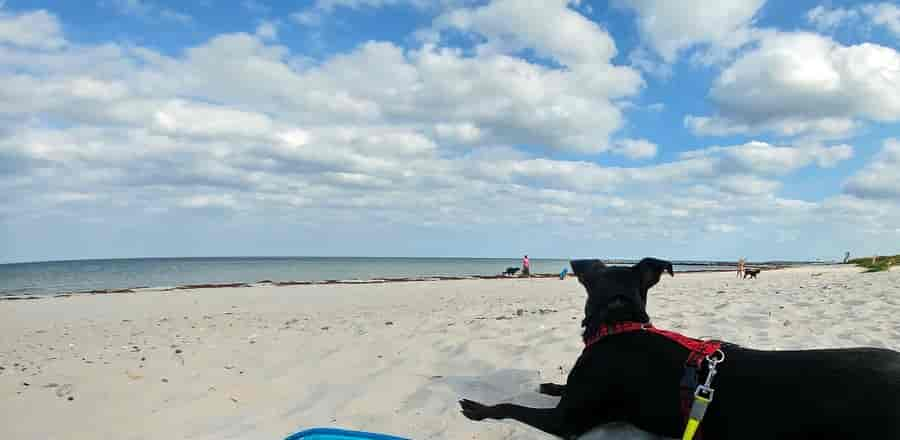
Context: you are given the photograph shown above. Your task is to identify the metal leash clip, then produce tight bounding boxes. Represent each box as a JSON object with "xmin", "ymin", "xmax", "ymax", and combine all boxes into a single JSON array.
[
  {"xmin": 695, "ymin": 349, "xmax": 725, "ymax": 400},
  {"xmin": 682, "ymin": 350, "xmax": 725, "ymax": 440}
]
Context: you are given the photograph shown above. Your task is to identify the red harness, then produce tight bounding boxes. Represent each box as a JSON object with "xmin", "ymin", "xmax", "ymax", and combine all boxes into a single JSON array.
[
  {"xmin": 583, "ymin": 322, "xmax": 723, "ymax": 439},
  {"xmin": 583, "ymin": 321, "xmax": 722, "ymax": 366}
]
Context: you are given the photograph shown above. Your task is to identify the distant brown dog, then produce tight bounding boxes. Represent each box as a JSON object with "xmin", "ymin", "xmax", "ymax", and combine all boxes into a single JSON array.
[{"xmin": 743, "ymin": 268, "xmax": 760, "ymax": 279}]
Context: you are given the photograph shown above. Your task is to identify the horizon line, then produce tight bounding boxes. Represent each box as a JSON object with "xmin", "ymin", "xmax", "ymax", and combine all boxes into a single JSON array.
[{"xmin": 1, "ymin": 255, "xmax": 834, "ymax": 266}]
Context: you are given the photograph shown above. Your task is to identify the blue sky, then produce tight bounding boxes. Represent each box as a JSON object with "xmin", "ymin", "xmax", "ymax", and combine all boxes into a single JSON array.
[{"xmin": 1, "ymin": 0, "xmax": 899, "ymax": 264}]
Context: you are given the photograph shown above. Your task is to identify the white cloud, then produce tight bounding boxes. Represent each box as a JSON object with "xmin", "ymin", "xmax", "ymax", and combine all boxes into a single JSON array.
[
  {"xmin": 102, "ymin": 0, "xmax": 192, "ymax": 23},
  {"xmin": 434, "ymin": 122, "xmax": 482, "ymax": 145},
  {"xmin": 314, "ymin": 0, "xmax": 421, "ymax": 11},
  {"xmin": 292, "ymin": 0, "xmax": 465, "ymax": 26},
  {"xmin": 465, "ymin": 141, "xmax": 850, "ymax": 197},
  {"xmin": 862, "ymin": 3, "xmax": 900, "ymax": 37},
  {"xmin": 679, "ymin": 141, "xmax": 854, "ymax": 174},
  {"xmin": 433, "ymin": 0, "xmax": 617, "ymax": 68},
  {"xmin": 687, "ymin": 26, "xmax": 776, "ymax": 68},
  {"xmin": 149, "ymin": 100, "xmax": 276, "ymax": 139},
  {"xmin": 291, "ymin": 10, "xmax": 322, "ymax": 26},
  {"xmin": 616, "ymin": 0, "xmax": 766, "ymax": 62},
  {"xmin": 311, "ymin": 0, "xmax": 472, "ymax": 12},
  {"xmin": 47, "ymin": 192, "xmax": 102, "ymax": 203},
  {"xmin": 713, "ymin": 174, "xmax": 781, "ymax": 195},
  {"xmin": 179, "ymin": 194, "xmax": 239, "ymax": 209},
  {"xmin": 0, "ymin": 9, "xmax": 66, "ymax": 50},
  {"xmin": 85, "ymin": 33, "xmax": 635, "ymax": 153},
  {"xmin": 422, "ymin": 1, "xmax": 643, "ymax": 151},
  {"xmin": 3, "ymin": 6, "xmax": 899, "ymax": 263},
  {"xmin": 705, "ymin": 223, "xmax": 738, "ymax": 233},
  {"xmin": 255, "ymin": 21, "xmax": 278, "ymax": 40},
  {"xmin": 684, "ymin": 115, "xmax": 748, "ymax": 136},
  {"xmin": 627, "ymin": 46, "xmax": 673, "ymax": 78},
  {"xmin": 688, "ymin": 31, "xmax": 900, "ymax": 138},
  {"xmin": 685, "ymin": 115, "xmax": 860, "ymax": 138},
  {"xmin": 843, "ymin": 138, "xmax": 900, "ymax": 200},
  {"xmin": 613, "ymin": 138, "xmax": 657, "ymax": 160},
  {"xmin": 807, "ymin": 5, "xmax": 860, "ymax": 31},
  {"xmin": 807, "ymin": 3, "xmax": 900, "ymax": 38}
]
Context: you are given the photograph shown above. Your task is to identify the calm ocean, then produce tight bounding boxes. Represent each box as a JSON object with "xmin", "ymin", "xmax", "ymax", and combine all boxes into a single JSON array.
[{"xmin": 0, "ymin": 257, "xmax": 739, "ymax": 297}]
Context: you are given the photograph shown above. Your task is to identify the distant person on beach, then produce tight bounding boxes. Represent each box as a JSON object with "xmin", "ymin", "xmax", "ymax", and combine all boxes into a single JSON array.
[
  {"xmin": 843, "ymin": 251, "xmax": 850, "ymax": 264},
  {"xmin": 737, "ymin": 257, "xmax": 745, "ymax": 278},
  {"xmin": 522, "ymin": 255, "xmax": 531, "ymax": 277}
]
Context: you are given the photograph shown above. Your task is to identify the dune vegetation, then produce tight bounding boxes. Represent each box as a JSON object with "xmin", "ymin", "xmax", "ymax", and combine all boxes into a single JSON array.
[{"xmin": 850, "ymin": 255, "xmax": 900, "ymax": 272}]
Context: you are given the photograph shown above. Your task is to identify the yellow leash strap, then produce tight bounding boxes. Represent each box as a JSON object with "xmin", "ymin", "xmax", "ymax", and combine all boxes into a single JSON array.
[
  {"xmin": 681, "ymin": 350, "xmax": 724, "ymax": 440},
  {"xmin": 682, "ymin": 391, "xmax": 712, "ymax": 440}
]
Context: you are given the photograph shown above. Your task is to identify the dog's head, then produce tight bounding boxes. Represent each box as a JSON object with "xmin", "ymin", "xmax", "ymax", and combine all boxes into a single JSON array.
[{"xmin": 570, "ymin": 257, "xmax": 673, "ymax": 327}]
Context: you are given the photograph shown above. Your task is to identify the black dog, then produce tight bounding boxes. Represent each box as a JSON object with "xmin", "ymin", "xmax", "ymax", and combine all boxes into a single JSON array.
[
  {"xmin": 459, "ymin": 258, "xmax": 900, "ymax": 439},
  {"xmin": 743, "ymin": 268, "xmax": 760, "ymax": 279},
  {"xmin": 504, "ymin": 267, "xmax": 520, "ymax": 276}
]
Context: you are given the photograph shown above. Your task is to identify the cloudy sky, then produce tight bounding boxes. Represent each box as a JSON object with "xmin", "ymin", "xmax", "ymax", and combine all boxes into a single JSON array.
[{"xmin": 1, "ymin": 0, "xmax": 899, "ymax": 264}]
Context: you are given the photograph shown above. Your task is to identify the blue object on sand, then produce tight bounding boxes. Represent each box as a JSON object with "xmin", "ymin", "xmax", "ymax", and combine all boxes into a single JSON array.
[
  {"xmin": 559, "ymin": 267, "xmax": 569, "ymax": 279},
  {"xmin": 285, "ymin": 428, "xmax": 410, "ymax": 440}
]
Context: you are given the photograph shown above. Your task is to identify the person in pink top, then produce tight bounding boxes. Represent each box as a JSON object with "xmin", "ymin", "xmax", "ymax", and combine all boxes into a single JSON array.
[{"xmin": 522, "ymin": 255, "xmax": 531, "ymax": 277}]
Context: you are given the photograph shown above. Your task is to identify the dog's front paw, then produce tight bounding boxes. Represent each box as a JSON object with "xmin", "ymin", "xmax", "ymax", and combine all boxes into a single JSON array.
[{"xmin": 459, "ymin": 399, "xmax": 494, "ymax": 421}]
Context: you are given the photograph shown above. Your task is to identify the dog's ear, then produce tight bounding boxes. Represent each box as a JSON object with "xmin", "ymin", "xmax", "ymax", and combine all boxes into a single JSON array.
[
  {"xmin": 570, "ymin": 259, "xmax": 606, "ymax": 291},
  {"xmin": 633, "ymin": 257, "xmax": 674, "ymax": 292},
  {"xmin": 570, "ymin": 259, "xmax": 606, "ymax": 278}
]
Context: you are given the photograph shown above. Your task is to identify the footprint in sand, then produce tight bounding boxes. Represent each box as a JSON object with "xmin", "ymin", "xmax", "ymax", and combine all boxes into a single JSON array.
[{"xmin": 55, "ymin": 383, "xmax": 74, "ymax": 398}]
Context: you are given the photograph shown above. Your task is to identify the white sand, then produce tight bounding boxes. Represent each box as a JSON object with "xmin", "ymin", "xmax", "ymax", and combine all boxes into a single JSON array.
[{"xmin": 2, "ymin": 265, "xmax": 898, "ymax": 440}]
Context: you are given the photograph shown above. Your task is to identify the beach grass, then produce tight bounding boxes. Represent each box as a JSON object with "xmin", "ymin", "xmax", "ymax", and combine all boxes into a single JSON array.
[{"xmin": 849, "ymin": 255, "xmax": 899, "ymax": 272}]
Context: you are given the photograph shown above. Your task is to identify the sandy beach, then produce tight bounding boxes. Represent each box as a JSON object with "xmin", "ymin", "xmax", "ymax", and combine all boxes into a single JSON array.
[{"xmin": 2, "ymin": 264, "xmax": 898, "ymax": 440}]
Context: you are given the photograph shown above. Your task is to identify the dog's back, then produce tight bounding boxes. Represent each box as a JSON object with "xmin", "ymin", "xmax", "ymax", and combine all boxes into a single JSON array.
[
  {"xmin": 571, "ymin": 336, "xmax": 900, "ymax": 439},
  {"xmin": 706, "ymin": 346, "xmax": 900, "ymax": 438}
]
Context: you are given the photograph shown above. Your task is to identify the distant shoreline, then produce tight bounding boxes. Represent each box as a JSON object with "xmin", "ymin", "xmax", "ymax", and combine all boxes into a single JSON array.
[
  {"xmin": 0, "ymin": 263, "xmax": 820, "ymax": 301},
  {"xmin": 0, "ymin": 255, "xmax": 833, "ymax": 266}
]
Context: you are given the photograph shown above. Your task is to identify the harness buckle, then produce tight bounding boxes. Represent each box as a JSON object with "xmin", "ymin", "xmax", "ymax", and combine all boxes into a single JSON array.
[{"xmin": 694, "ymin": 384, "xmax": 714, "ymax": 401}]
